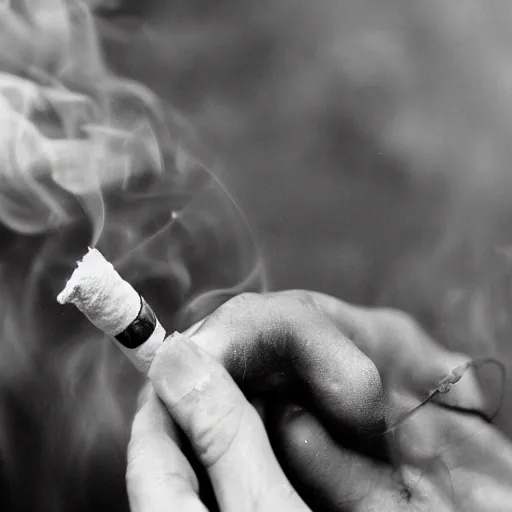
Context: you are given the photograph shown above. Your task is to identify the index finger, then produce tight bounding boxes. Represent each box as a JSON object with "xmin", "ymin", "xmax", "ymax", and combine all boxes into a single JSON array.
[
  {"xmin": 306, "ymin": 291, "xmax": 488, "ymax": 413},
  {"xmin": 127, "ymin": 389, "xmax": 207, "ymax": 512},
  {"xmin": 183, "ymin": 292, "xmax": 386, "ymax": 437}
]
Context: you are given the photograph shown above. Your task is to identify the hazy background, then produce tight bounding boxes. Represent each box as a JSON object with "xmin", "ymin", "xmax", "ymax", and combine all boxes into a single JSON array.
[
  {"xmin": 3, "ymin": 0, "xmax": 512, "ymax": 510},
  {"xmin": 98, "ymin": 0, "xmax": 512, "ymax": 354},
  {"xmin": 96, "ymin": 0, "xmax": 512, "ymax": 436}
]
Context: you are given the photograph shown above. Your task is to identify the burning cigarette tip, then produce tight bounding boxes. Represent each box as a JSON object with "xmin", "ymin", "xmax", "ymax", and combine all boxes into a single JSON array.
[
  {"xmin": 57, "ymin": 247, "xmax": 109, "ymax": 304},
  {"xmin": 57, "ymin": 247, "xmax": 168, "ymax": 373},
  {"xmin": 57, "ymin": 247, "xmax": 141, "ymax": 336}
]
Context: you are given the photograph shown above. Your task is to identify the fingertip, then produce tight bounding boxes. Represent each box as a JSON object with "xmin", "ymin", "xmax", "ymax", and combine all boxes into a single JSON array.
[
  {"xmin": 272, "ymin": 405, "xmax": 400, "ymax": 510},
  {"xmin": 274, "ymin": 405, "xmax": 332, "ymax": 476},
  {"xmin": 352, "ymin": 356, "xmax": 387, "ymax": 436}
]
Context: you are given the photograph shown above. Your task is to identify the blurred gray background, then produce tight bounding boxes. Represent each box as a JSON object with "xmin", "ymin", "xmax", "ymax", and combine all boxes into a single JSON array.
[{"xmin": 99, "ymin": 0, "xmax": 512, "ymax": 350}]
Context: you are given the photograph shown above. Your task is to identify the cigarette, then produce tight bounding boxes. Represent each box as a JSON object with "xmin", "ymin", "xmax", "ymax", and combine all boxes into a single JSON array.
[{"xmin": 57, "ymin": 248, "xmax": 167, "ymax": 373}]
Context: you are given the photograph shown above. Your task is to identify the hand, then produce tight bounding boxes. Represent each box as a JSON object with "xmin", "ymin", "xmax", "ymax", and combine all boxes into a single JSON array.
[
  {"xmin": 127, "ymin": 291, "xmax": 512, "ymax": 511},
  {"xmin": 127, "ymin": 290, "xmax": 390, "ymax": 512},
  {"xmin": 261, "ymin": 293, "xmax": 512, "ymax": 511},
  {"xmin": 127, "ymin": 333, "xmax": 310, "ymax": 511}
]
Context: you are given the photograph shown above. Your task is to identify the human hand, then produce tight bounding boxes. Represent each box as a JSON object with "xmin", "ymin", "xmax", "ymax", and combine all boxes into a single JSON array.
[
  {"xmin": 126, "ymin": 289, "xmax": 390, "ymax": 512},
  {"xmin": 126, "ymin": 333, "xmax": 311, "ymax": 511},
  {"xmin": 127, "ymin": 291, "xmax": 512, "ymax": 511},
  {"xmin": 261, "ymin": 292, "xmax": 512, "ymax": 511}
]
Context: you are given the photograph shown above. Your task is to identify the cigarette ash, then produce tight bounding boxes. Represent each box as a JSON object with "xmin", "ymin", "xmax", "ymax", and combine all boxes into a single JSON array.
[{"xmin": 57, "ymin": 248, "xmax": 141, "ymax": 336}]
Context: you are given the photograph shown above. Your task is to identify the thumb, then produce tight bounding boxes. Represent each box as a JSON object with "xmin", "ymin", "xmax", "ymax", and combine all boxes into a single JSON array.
[{"xmin": 148, "ymin": 332, "xmax": 309, "ymax": 512}]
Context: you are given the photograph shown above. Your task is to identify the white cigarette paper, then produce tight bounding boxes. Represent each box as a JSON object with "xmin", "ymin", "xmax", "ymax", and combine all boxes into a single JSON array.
[{"xmin": 57, "ymin": 248, "xmax": 166, "ymax": 373}]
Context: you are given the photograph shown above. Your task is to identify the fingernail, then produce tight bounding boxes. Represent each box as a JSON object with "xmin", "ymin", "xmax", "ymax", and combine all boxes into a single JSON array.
[{"xmin": 148, "ymin": 332, "xmax": 212, "ymax": 407}]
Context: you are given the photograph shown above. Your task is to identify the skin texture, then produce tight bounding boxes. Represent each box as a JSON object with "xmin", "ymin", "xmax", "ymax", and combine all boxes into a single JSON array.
[{"xmin": 127, "ymin": 291, "xmax": 512, "ymax": 511}]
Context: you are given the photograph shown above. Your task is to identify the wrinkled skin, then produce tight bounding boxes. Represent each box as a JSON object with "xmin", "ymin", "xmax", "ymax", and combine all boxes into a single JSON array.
[{"xmin": 127, "ymin": 291, "xmax": 512, "ymax": 511}]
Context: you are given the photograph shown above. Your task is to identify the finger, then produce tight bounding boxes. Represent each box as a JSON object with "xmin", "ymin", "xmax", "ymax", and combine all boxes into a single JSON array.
[
  {"xmin": 182, "ymin": 292, "xmax": 386, "ymax": 437},
  {"xmin": 386, "ymin": 402, "xmax": 512, "ymax": 511},
  {"xmin": 307, "ymin": 291, "xmax": 487, "ymax": 413},
  {"xmin": 127, "ymin": 388, "xmax": 207, "ymax": 512},
  {"xmin": 394, "ymin": 400, "xmax": 512, "ymax": 474},
  {"xmin": 306, "ymin": 291, "xmax": 464, "ymax": 382},
  {"xmin": 273, "ymin": 404, "xmax": 399, "ymax": 511},
  {"xmin": 148, "ymin": 332, "xmax": 310, "ymax": 512},
  {"xmin": 273, "ymin": 404, "xmax": 455, "ymax": 512}
]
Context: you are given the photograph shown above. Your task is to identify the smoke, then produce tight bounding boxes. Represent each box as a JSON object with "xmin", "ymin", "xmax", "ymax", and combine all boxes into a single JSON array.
[
  {"xmin": 91, "ymin": 0, "xmax": 512, "ymax": 435},
  {"xmin": 3, "ymin": 0, "xmax": 512, "ymax": 509},
  {"xmin": 0, "ymin": 1, "xmax": 264, "ymax": 510}
]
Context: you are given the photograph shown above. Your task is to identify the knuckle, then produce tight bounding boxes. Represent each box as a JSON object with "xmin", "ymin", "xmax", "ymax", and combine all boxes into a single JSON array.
[
  {"xmin": 280, "ymin": 289, "xmax": 316, "ymax": 306},
  {"xmin": 322, "ymin": 351, "xmax": 385, "ymax": 435},
  {"xmin": 206, "ymin": 290, "xmax": 323, "ymax": 336},
  {"xmin": 358, "ymin": 357, "xmax": 385, "ymax": 406},
  {"xmin": 206, "ymin": 292, "xmax": 267, "ymax": 329},
  {"xmin": 280, "ymin": 289, "xmax": 321, "ymax": 316},
  {"xmin": 376, "ymin": 307, "xmax": 421, "ymax": 334},
  {"xmin": 323, "ymin": 351, "xmax": 383, "ymax": 405},
  {"xmin": 352, "ymin": 357, "xmax": 386, "ymax": 432},
  {"xmin": 209, "ymin": 290, "xmax": 321, "ymax": 336},
  {"xmin": 126, "ymin": 455, "xmax": 189, "ymax": 503},
  {"xmin": 220, "ymin": 292, "xmax": 263, "ymax": 312},
  {"xmin": 192, "ymin": 395, "xmax": 251, "ymax": 468},
  {"xmin": 126, "ymin": 433, "xmax": 186, "ymax": 490},
  {"xmin": 270, "ymin": 290, "xmax": 323, "ymax": 327}
]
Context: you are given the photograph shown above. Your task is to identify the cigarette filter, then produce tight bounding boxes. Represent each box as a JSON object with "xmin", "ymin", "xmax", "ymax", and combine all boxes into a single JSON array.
[{"xmin": 57, "ymin": 248, "xmax": 166, "ymax": 373}]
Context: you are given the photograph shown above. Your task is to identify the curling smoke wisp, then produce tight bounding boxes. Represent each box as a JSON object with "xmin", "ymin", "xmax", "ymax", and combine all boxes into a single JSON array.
[{"xmin": 0, "ymin": 1, "xmax": 265, "ymax": 510}]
